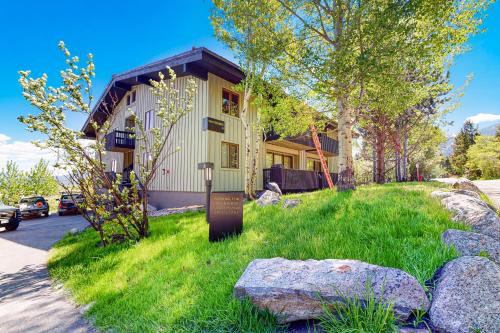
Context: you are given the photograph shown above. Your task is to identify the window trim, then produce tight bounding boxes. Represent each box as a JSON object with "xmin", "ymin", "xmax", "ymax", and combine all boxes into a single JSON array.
[
  {"xmin": 221, "ymin": 88, "xmax": 240, "ymax": 118},
  {"xmin": 126, "ymin": 90, "xmax": 137, "ymax": 106},
  {"xmin": 144, "ymin": 110, "xmax": 154, "ymax": 131},
  {"xmin": 111, "ymin": 159, "xmax": 117, "ymax": 173},
  {"xmin": 306, "ymin": 158, "xmax": 327, "ymax": 172},
  {"xmin": 266, "ymin": 150, "xmax": 295, "ymax": 169},
  {"xmin": 221, "ymin": 141, "xmax": 240, "ymax": 169}
]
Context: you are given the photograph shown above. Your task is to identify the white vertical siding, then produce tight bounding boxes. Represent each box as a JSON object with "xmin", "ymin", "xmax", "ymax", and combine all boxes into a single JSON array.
[
  {"xmin": 206, "ymin": 73, "xmax": 266, "ymax": 192},
  {"xmin": 101, "ymin": 76, "xmax": 208, "ymax": 193},
  {"xmin": 134, "ymin": 76, "xmax": 208, "ymax": 192}
]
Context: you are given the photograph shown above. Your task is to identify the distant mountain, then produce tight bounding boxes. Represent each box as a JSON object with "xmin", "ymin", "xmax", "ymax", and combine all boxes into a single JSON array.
[{"xmin": 479, "ymin": 122, "xmax": 499, "ymax": 136}]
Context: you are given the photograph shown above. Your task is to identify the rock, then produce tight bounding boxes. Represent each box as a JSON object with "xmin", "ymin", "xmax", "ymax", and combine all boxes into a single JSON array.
[
  {"xmin": 266, "ymin": 182, "xmax": 283, "ymax": 196},
  {"xmin": 234, "ymin": 258, "xmax": 429, "ymax": 323},
  {"xmin": 431, "ymin": 190, "xmax": 453, "ymax": 199},
  {"xmin": 256, "ymin": 190, "xmax": 281, "ymax": 207},
  {"xmin": 148, "ymin": 205, "xmax": 204, "ymax": 217},
  {"xmin": 79, "ymin": 301, "xmax": 95, "ymax": 315},
  {"xmin": 283, "ymin": 199, "xmax": 302, "ymax": 209},
  {"xmin": 68, "ymin": 228, "xmax": 79, "ymax": 235},
  {"xmin": 147, "ymin": 204, "xmax": 157, "ymax": 212},
  {"xmin": 451, "ymin": 178, "xmax": 483, "ymax": 195},
  {"xmin": 450, "ymin": 189, "xmax": 481, "ymax": 199},
  {"xmin": 442, "ymin": 229, "xmax": 500, "ymax": 264},
  {"xmin": 432, "ymin": 177, "xmax": 483, "ymax": 194},
  {"xmin": 429, "ymin": 256, "xmax": 500, "ymax": 333},
  {"xmin": 398, "ymin": 328, "xmax": 429, "ymax": 333},
  {"xmin": 441, "ymin": 194, "xmax": 500, "ymax": 240}
]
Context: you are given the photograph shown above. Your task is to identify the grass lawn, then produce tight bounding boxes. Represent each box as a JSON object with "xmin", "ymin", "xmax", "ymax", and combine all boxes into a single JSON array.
[{"xmin": 48, "ymin": 182, "xmax": 467, "ymax": 332}]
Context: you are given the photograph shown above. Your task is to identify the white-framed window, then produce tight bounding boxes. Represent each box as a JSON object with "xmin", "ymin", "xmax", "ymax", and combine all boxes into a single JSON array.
[
  {"xmin": 111, "ymin": 159, "xmax": 117, "ymax": 173},
  {"xmin": 126, "ymin": 91, "xmax": 137, "ymax": 106},
  {"xmin": 221, "ymin": 142, "xmax": 239, "ymax": 169},
  {"xmin": 142, "ymin": 152, "xmax": 152, "ymax": 166},
  {"xmin": 144, "ymin": 110, "xmax": 154, "ymax": 130},
  {"xmin": 222, "ymin": 89, "xmax": 240, "ymax": 117}
]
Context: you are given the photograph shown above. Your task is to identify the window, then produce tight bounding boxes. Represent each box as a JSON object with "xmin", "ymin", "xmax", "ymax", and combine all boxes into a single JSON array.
[
  {"xmin": 307, "ymin": 159, "xmax": 326, "ymax": 172},
  {"xmin": 144, "ymin": 110, "xmax": 154, "ymax": 130},
  {"xmin": 222, "ymin": 89, "xmax": 240, "ymax": 117},
  {"xmin": 126, "ymin": 91, "xmax": 137, "ymax": 106},
  {"xmin": 265, "ymin": 151, "xmax": 294, "ymax": 169},
  {"xmin": 142, "ymin": 152, "xmax": 152, "ymax": 168},
  {"xmin": 221, "ymin": 142, "xmax": 239, "ymax": 169},
  {"xmin": 111, "ymin": 160, "xmax": 117, "ymax": 173}
]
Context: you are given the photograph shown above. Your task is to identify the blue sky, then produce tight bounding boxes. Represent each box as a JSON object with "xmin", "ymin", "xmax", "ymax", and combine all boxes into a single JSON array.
[{"xmin": 0, "ymin": 0, "xmax": 499, "ymax": 169}]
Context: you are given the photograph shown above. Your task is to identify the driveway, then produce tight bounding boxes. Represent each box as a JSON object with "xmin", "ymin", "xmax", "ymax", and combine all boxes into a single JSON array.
[
  {"xmin": 474, "ymin": 179, "xmax": 500, "ymax": 209},
  {"xmin": 0, "ymin": 214, "xmax": 94, "ymax": 333}
]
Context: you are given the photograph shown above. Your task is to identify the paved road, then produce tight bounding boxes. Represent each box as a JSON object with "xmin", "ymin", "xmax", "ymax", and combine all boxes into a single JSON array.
[
  {"xmin": 474, "ymin": 179, "xmax": 500, "ymax": 209},
  {"xmin": 0, "ymin": 214, "xmax": 94, "ymax": 333}
]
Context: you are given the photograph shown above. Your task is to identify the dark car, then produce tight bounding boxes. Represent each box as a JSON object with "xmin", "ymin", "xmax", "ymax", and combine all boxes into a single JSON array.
[
  {"xmin": 58, "ymin": 193, "xmax": 84, "ymax": 216},
  {"xmin": 18, "ymin": 196, "xmax": 50, "ymax": 218},
  {"xmin": 0, "ymin": 201, "xmax": 21, "ymax": 231}
]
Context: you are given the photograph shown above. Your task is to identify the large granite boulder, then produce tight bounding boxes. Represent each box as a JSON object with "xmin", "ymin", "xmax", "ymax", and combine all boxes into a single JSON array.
[
  {"xmin": 451, "ymin": 178, "xmax": 483, "ymax": 195},
  {"xmin": 442, "ymin": 229, "xmax": 500, "ymax": 264},
  {"xmin": 441, "ymin": 193, "xmax": 500, "ymax": 240},
  {"xmin": 256, "ymin": 190, "xmax": 281, "ymax": 207},
  {"xmin": 432, "ymin": 178, "xmax": 483, "ymax": 195},
  {"xmin": 266, "ymin": 182, "xmax": 283, "ymax": 196},
  {"xmin": 234, "ymin": 258, "xmax": 429, "ymax": 323},
  {"xmin": 430, "ymin": 256, "xmax": 500, "ymax": 333},
  {"xmin": 450, "ymin": 189, "xmax": 481, "ymax": 199},
  {"xmin": 431, "ymin": 190, "xmax": 453, "ymax": 199}
]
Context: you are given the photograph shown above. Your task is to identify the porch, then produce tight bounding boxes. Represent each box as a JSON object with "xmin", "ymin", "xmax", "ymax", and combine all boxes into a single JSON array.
[{"xmin": 263, "ymin": 165, "xmax": 338, "ymax": 193}]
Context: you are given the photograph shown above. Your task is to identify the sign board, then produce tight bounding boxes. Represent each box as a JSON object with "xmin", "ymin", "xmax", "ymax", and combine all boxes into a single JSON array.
[
  {"xmin": 209, "ymin": 192, "xmax": 243, "ymax": 242},
  {"xmin": 202, "ymin": 117, "xmax": 225, "ymax": 133}
]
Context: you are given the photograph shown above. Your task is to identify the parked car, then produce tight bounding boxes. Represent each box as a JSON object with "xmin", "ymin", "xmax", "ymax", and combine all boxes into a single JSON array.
[
  {"xmin": 0, "ymin": 201, "xmax": 21, "ymax": 231},
  {"xmin": 58, "ymin": 193, "xmax": 84, "ymax": 216},
  {"xmin": 18, "ymin": 196, "xmax": 50, "ymax": 218}
]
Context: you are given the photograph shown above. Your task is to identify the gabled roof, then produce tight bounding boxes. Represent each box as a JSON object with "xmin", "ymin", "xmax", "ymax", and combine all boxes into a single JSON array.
[{"xmin": 82, "ymin": 47, "xmax": 244, "ymax": 137}]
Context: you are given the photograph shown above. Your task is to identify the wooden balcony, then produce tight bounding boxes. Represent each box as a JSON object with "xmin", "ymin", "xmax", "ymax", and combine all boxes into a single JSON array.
[
  {"xmin": 266, "ymin": 132, "xmax": 339, "ymax": 155},
  {"xmin": 105, "ymin": 130, "xmax": 135, "ymax": 152},
  {"xmin": 263, "ymin": 165, "xmax": 338, "ymax": 193}
]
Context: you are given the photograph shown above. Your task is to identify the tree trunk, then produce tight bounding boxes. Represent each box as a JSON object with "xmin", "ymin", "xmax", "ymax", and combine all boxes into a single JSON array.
[
  {"xmin": 241, "ymin": 88, "xmax": 255, "ymax": 199},
  {"xmin": 249, "ymin": 111, "xmax": 262, "ymax": 196},
  {"xmin": 402, "ymin": 129, "xmax": 408, "ymax": 181},
  {"xmin": 372, "ymin": 143, "xmax": 377, "ymax": 183},
  {"xmin": 375, "ymin": 129, "xmax": 385, "ymax": 184},
  {"xmin": 336, "ymin": 96, "xmax": 356, "ymax": 191},
  {"xmin": 394, "ymin": 129, "xmax": 401, "ymax": 182}
]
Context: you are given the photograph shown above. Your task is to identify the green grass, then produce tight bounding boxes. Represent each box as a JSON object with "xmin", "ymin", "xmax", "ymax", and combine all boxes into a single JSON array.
[
  {"xmin": 319, "ymin": 285, "xmax": 397, "ymax": 333},
  {"xmin": 48, "ymin": 182, "xmax": 466, "ymax": 332}
]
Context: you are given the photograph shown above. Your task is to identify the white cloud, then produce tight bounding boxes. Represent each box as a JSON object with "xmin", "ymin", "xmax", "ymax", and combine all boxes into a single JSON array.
[
  {"xmin": 0, "ymin": 133, "xmax": 11, "ymax": 142},
  {"xmin": 0, "ymin": 133, "xmax": 60, "ymax": 174},
  {"xmin": 466, "ymin": 113, "xmax": 500, "ymax": 124}
]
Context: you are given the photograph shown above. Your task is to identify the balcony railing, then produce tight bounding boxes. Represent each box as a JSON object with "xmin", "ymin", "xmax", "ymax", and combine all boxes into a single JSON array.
[
  {"xmin": 105, "ymin": 130, "xmax": 135, "ymax": 152},
  {"xmin": 263, "ymin": 165, "xmax": 338, "ymax": 193},
  {"xmin": 266, "ymin": 131, "xmax": 338, "ymax": 155}
]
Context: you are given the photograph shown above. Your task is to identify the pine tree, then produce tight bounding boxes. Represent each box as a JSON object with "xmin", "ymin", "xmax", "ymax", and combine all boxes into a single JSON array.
[{"xmin": 450, "ymin": 120, "xmax": 479, "ymax": 175}]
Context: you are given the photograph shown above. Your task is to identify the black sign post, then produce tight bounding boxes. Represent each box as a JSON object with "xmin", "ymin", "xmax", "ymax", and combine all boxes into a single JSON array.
[
  {"xmin": 209, "ymin": 192, "xmax": 244, "ymax": 242},
  {"xmin": 198, "ymin": 162, "xmax": 214, "ymax": 224}
]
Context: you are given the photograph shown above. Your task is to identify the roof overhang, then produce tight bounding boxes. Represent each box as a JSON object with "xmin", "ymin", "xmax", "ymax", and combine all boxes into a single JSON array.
[{"xmin": 82, "ymin": 47, "xmax": 244, "ymax": 137}]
